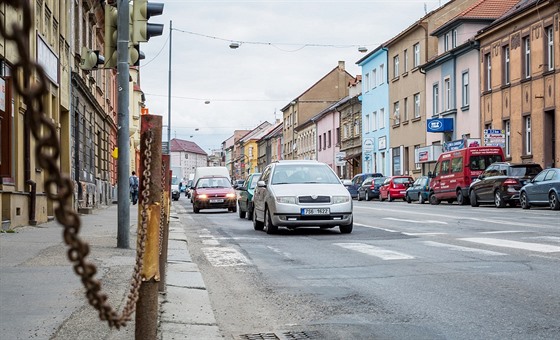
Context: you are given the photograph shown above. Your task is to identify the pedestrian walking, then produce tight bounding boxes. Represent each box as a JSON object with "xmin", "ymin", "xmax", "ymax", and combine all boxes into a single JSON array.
[{"xmin": 130, "ymin": 171, "xmax": 139, "ymax": 205}]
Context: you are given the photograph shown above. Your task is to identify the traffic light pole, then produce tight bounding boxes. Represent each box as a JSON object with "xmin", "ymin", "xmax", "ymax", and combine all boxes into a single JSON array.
[{"xmin": 117, "ymin": 0, "xmax": 131, "ymax": 249}]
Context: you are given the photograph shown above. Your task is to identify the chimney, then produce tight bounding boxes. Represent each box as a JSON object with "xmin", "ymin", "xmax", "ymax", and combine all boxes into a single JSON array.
[{"xmin": 338, "ymin": 60, "xmax": 345, "ymax": 70}]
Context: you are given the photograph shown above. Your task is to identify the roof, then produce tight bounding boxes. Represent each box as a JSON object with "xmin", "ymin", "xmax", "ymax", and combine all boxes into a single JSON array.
[
  {"xmin": 478, "ymin": 0, "xmax": 541, "ymax": 34},
  {"xmin": 431, "ymin": 0, "xmax": 519, "ymax": 36},
  {"xmin": 238, "ymin": 121, "xmax": 273, "ymax": 143},
  {"xmin": 261, "ymin": 122, "xmax": 283, "ymax": 140},
  {"xmin": 170, "ymin": 138, "xmax": 207, "ymax": 155}
]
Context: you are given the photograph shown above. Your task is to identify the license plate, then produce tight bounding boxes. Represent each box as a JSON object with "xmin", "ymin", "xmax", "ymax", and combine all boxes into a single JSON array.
[
  {"xmin": 400, "ymin": 191, "xmax": 406, "ymax": 194},
  {"xmin": 209, "ymin": 199, "xmax": 224, "ymax": 203},
  {"xmin": 301, "ymin": 208, "xmax": 330, "ymax": 215}
]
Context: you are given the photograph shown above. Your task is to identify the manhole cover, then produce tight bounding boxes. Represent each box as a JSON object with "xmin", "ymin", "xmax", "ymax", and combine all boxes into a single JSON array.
[{"xmin": 235, "ymin": 330, "xmax": 321, "ymax": 340}]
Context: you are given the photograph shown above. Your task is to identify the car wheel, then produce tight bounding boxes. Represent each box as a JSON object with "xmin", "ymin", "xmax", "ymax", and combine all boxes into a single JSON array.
[
  {"xmin": 520, "ymin": 192, "xmax": 530, "ymax": 209},
  {"xmin": 406, "ymin": 194, "xmax": 412, "ymax": 204},
  {"xmin": 264, "ymin": 207, "xmax": 278, "ymax": 234},
  {"xmin": 419, "ymin": 194, "xmax": 425, "ymax": 204},
  {"xmin": 550, "ymin": 191, "xmax": 560, "ymax": 210},
  {"xmin": 193, "ymin": 206, "xmax": 200, "ymax": 214},
  {"xmin": 239, "ymin": 205, "xmax": 246, "ymax": 218},
  {"xmin": 365, "ymin": 191, "xmax": 370, "ymax": 201},
  {"xmin": 253, "ymin": 208, "xmax": 264, "ymax": 231},
  {"xmin": 469, "ymin": 190, "xmax": 479, "ymax": 207},
  {"xmin": 339, "ymin": 220, "xmax": 353, "ymax": 234},
  {"xmin": 494, "ymin": 190, "xmax": 506, "ymax": 208},
  {"xmin": 357, "ymin": 192, "xmax": 363, "ymax": 201},
  {"xmin": 429, "ymin": 193, "xmax": 440, "ymax": 205},
  {"xmin": 232, "ymin": 206, "xmax": 237, "ymax": 213},
  {"xmin": 247, "ymin": 203, "xmax": 253, "ymax": 220},
  {"xmin": 456, "ymin": 190, "xmax": 467, "ymax": 205},
  {"xmin": 388, "ymin": 193, "xmax": 393, "ymax": 202}
]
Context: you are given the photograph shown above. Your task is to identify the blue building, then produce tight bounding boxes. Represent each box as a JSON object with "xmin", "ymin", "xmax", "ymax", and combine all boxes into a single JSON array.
[{"xmin": 357, "ymin": 45, "xmax": 391, "ymax": 176}]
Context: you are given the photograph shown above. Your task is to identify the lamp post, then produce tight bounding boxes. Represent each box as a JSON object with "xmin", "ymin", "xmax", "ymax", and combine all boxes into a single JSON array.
[{"xmin": 166, "ymin": 20, "xmax": 172, "ymax": 153}]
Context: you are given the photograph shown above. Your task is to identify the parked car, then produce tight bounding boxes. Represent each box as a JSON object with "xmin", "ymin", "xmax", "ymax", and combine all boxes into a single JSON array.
[
  {"xmin": 429, "ymin": 146, "xmax": 505, "ymax": 205},
  {"xmin": 469, "ymin": 162, "xmax": 543, "ymax": 208},
  {"xmin": 185, "ymin": 179, "xmax": 193, "ymax": 198},
  {"xmin": 252, "ymin": 160, "xmax": 353, "ymax": 234},
  {"xmin": 357, "ymin": 177, "xmax": 386, "ymax": 201},
  {"xmin": 405, "ymin": 176, "xmax": 430, "ymax": 204},
  {"xmin": 237, "ymin": 172, "xmax": 261, "ymax": 220},
  {"xmin": 232, "ymin": 179, "xmax": 245, "ymax": 189},
  {"xmin": 192, "ymin": 176, "xmax": 237, "ymax": 213},
  {"xmin": 379, "ymin": 176, "xmax": 414, "ymax": 201},
  {"xmin": 519, "ymin": 168, "xmax": 560, "ymax": 210},
  {"xmin": 347, "ymin": 173, "xmax": 384, "ymax": 199}
]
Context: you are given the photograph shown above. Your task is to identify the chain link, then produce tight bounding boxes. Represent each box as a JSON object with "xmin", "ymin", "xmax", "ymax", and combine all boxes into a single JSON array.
[
  {"xmin": 0, "ymin": 0, "xmax": 153, "ymax": 329},
  {"xmin": 159, "ymin": 161, "xmax": 166, "ymax": 255}
]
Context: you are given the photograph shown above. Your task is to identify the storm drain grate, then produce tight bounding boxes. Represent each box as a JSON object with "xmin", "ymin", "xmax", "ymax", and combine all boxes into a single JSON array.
[{"xmin": 235, "ymin": 330, "xmax": 321, "ymax": 340}]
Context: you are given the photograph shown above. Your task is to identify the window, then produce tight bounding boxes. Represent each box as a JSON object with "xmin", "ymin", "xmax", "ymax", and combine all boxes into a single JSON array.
[
  {"xmin": 525, "ymin": 116, "xmax": 532, "ymax": 155},
  {"xmin": 503, "ymin": 46, "xmax": 510, "ymax": 85},
  {"xmin": 393, "ymin": 101, "xmax": 400, "ymax": 125},
  {"xmin": 372, "ymin": 111, "xmax": 377, "ymax": 130},
  {"xmin": 413, "ymin": 43, "xmax": 420, "ymax": 67},
  {"xmin": 547, "ymin": 26, "xmax": 554, "ymax": 71},
  {"xmin": 404, "ymin": 49, "xmax": 408, "ymax": 72},
  {"xmin": 328, "ymin": 130, "xmax": 332, "ymax": 148},
  {"xmin": 393, "ymin": 55, "xmax": 399, "ymax": 78},
  {"xmin": 379, "ymin": 64, "xmax": 384, "ymax": 84},
  {"xmin": 523, "ymin": 36, "xmax": 531, "ymax": 79},
  {"xmin": 504, "ymin": 120, "xmax": 511, "ymax": 158},
  {"xmin": 323, "ymin": 132, "xmax": 327, "ymax": 149},
  {"xmin": 379, "ymin": 108, "xmax": 385, "ymax": 129},
  {"xmin": 365, "ymin": 114, "xmax": 370, "ymax": 132},
  {"xmin": 444, "ymin": 32, "xmax": 450, "ymax": 51},
  {"xmin": 414, "ymin": 93, "xmax": 420, "ymax": 118},
  {"xmin": 433, "ymin": 84, "xmax": 439, "ymax": 115},
  {"xmin": 372, "ymin": 69, "xmax": 377, "ymax": 88},
  {"xmin": 485, "ymin": 53, "xmax": 491, "ymax": 91},
  {"xmin": 444, "ymin": 78, "xmax": 451, "ymax": 110},
  {"xmin": 344, "ymin": 124, "xmax": 349, "ymax": 138},
  {"xmin": 414, "ymin": 145, "xmax": 421, "ymax": 170},
  {"xmin": 403, "ymin": 97, "xmax": 408, "ymax": 121},
  {"xmin": 451, "ymin": 157, "xmax": 463, "ymax": 173},
  {"xmin": 354, "ymin": 119, "xmax": 360, "ymax": 135},
  {"xmin": 364, "ymin": 73, "xmax": 370, "ymax": 91},
  {"xmin": 392, "ymin": 147, "xmax": 401, "ymax": 175},
  {"xmin": 441, "ymin": 160, "xmax": 451, "ymax": 175},
  {"xmin": 462, "ymin": 72, "xmax": 469, "ymax": 107},
  {"xmin": 452, "ymin": 29, "xmax": 457, "ymax": 48}
]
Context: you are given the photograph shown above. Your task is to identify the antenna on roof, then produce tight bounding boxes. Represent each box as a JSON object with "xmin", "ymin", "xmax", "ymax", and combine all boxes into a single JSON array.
[{"xmin": 424, "ymin": 3, "xmax": 427, "ymax": 14}]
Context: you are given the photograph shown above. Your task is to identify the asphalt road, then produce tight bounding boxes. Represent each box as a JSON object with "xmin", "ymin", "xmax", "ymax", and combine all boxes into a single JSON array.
[{"xmin": 173, "ymin": 198, "xmax": 560, "ymax": 340}]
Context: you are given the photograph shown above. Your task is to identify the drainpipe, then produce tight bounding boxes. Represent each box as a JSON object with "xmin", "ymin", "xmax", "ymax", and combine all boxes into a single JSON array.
[{"xmin": 24, "ymin": 110, "xmax": 37, "ymax": 225}]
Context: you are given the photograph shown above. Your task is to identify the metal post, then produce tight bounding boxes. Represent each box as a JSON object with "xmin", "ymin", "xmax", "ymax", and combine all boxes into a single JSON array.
[
  {"xmin": 159, "ymin": 154, "xmax": 170, "ymax": 292},
  {"xmin": 135, "ymin": 115, "xmax": 162, "ymax": 339},
  {"xmin": 117, "ymin": 0, "xmax": 131, "ymax": 249},
  {"xmin": 167, "ymin": 20, "xmax": 172, "ymax": 150}
]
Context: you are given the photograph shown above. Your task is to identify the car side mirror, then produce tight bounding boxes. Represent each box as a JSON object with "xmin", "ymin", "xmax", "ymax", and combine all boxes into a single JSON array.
[{"xmin": 257, "ymin": 180, "xmax": 266, "ymax": 187}]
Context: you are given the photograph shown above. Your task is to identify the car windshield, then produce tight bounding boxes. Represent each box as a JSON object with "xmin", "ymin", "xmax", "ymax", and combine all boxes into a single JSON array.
[
  {"xmin": 248, "ymin": 175, "xmax": 261, "ymax": 189},
  {"xmin": 271, "ymin": 164, "xmax": 340, "ymax": 185},
  {"xmin": 510, "ymin": 165, "xmax": 543, "ymax": 177},
  {"xmin": 373, "ymin": 178, "xmax": 385, "ymax": 185},
  {"xmin": 196, "ymin": 177, "xmax": 232, "ymax": 189}
]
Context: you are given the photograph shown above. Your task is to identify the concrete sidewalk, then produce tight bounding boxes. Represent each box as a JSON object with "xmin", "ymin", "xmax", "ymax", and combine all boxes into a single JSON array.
[{"xmin": 0, "ymin": 203, "xmax": 222, "ymax": 339}]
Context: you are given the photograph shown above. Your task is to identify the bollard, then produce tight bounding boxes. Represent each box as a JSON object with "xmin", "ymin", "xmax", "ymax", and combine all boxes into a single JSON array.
[
  {"xmin": 135, "ymin": 115, "xmax": 162, "ymax": 340},
  {"xmin": 159, "ymin": 154, "xmax": 170, "ymax": 292}
]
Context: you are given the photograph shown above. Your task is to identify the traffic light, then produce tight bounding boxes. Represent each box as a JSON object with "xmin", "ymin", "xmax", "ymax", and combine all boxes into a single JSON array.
[
  {"xmin": 128, "ymin": 43, "xmax": 146, "ymax": 67},
  {"xmin": 104, "ymin": 3, "xmax": 118, "ymax": 68},
  {"xmin": 132, "ymin": 0, "xmax": 164, "ymax": 43},
  {"xmin": 80, "ymin": 47, "xmax": 105, "ymax": 70}
]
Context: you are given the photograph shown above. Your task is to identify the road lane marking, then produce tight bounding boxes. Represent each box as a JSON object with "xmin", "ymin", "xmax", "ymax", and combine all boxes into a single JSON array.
[
  {"xmin": 384, "ymin": 217, "xmax": 448, "ymax": 225},
  {"xmin": 460, "ymin": 238, "xmax": 560, "ymax": 253},
  {"xmin": 354, "ymin": 223, "xmax": 399, "ymax": 233},
  {"xmin": 480, "ymin": 231, "xmax": 530, "ymax": 234},
  {"xmin": 404, "ymin": 232, "xmax": 447, "ymax": 236},
  {"xmin": 423, "ymin": 241, "xmax": 506, "ymax": 256},
  {"xmin": 333, "ymin": 243, "xmax": 415, "ymax": 260},
  {"xmin": 354, "ymin": 206, "xmax": 552, "ymax": 229},
  {"xmin": 525, "ymin": 236, "xmax": 560, "ymax": 243},
  {"xmin": 202, "ymin": 247, "xmax": 251, "ymax": 267}
]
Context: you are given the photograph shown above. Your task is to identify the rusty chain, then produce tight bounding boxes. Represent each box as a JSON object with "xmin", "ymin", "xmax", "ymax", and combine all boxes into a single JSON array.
[
  {"xmin": 159, "ymin": 160, "xmax": 166, "ymax": 255},
  {"xmin": 0, "ymin": 0, "xmax": 153, "ymax": 329}
]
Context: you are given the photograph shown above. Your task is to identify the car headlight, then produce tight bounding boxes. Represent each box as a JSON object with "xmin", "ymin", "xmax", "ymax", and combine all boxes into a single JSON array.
[
  {"xmin": 226, "ymin": 193, "xmax": 236, "ymax": 198},
  {"xmin": 332, "ymin": 195, "xmax": 350, "ymax": 204},
  {"xmin": 197, "ymin": 194, "xmax": 208, "ymax": 199},
  {"xmin": 276, "ymin": 196, "xmax": 296, "ymax": 204}
]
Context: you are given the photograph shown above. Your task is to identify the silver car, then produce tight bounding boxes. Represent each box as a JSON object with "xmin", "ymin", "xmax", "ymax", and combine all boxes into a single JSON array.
[{"xmin": 252, "ymin": 160, "xmax": 353, "ymax": 234}]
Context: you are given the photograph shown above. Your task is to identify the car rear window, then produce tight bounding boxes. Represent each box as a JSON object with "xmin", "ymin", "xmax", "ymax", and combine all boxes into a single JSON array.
[
  {"xmin": 469, "ymin": 155, "xmax": 503, "ymax": 171},
  {"xmin": 394, "ymin": 177, "xmax": 413, "ymax": 184},
  {"xmin": 510, "ymin": 165, "xmax": 543, "ymax": 177}
]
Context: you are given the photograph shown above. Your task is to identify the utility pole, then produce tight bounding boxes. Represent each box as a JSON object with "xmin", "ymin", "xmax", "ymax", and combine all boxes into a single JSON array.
[
  {"xmin": 117, "ymin": 0, "xmax": 131, "ymax": 248},
  {"xmin": 167, "ymin": 20, "xmax": 172, "ymax": 151}
]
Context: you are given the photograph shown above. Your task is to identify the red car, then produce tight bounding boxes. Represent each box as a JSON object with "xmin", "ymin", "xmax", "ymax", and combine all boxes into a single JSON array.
[
  {"xmin": 192, "ymin": 176, "xmax": 237, "ymax": 213},
  {"xmin": 379, "ymin": 176, "xmax": 414, "ymax": 201}
]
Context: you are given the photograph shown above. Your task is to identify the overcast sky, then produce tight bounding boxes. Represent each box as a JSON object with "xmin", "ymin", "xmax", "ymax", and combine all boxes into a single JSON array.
[{"xmin": 139, "ymin": 0, "xmax": 452, "ymax": 153}]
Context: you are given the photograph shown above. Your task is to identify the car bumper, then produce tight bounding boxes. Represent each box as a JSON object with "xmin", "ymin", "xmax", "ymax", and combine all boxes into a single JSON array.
[
  {"xmin": 194, "ymin": 198, "xmax": 236, "ymax": 210},
  {"xmin": 269, "ymin": 201, "xmax": 353, "ymax": 227}
]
